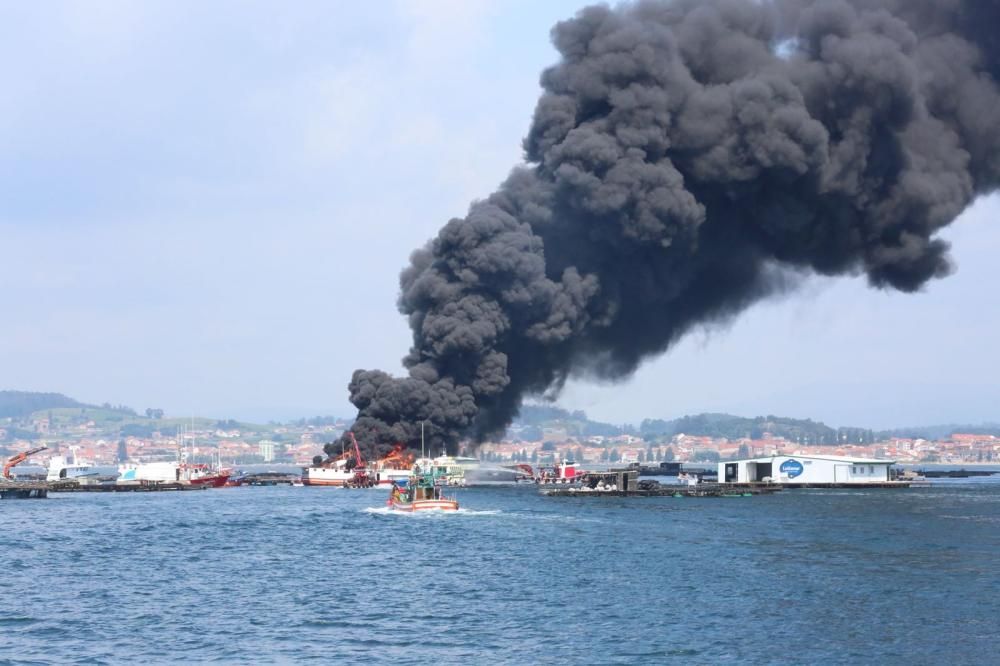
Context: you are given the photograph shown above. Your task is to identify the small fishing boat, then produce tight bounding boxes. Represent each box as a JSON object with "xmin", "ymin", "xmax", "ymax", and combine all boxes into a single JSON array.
[{"xmin": 386, "ymin": 467, "xmax": 459, "ymax": 512}]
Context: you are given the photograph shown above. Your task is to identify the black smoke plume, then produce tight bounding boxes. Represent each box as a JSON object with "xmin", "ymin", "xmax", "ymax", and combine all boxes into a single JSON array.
[{"xmin": 330, "ymin": 0, "xmax": 1000, "ymax": 458}]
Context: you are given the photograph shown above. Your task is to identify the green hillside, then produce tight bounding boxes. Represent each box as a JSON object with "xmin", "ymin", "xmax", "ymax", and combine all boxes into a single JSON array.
[{"xmin": 0, "ymin": 390, "xmax": 87, "ymax": 419}]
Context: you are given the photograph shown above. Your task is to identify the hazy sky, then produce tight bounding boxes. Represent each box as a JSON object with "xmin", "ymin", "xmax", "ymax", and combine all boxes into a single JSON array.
[{"xmin": 2, "ymin": 1, "xmax": 998, "ymax": 429}]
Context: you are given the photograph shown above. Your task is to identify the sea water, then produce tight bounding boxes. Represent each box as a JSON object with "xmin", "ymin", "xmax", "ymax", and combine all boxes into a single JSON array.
[{"xmin": 3, "ymin": 480, "xmax": 999, "ymax": 664}]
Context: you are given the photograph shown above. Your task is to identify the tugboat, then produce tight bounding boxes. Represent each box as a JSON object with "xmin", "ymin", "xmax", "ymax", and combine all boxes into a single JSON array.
[{"xmin": 386, "ymin": 465, "xmax": 459, "ymax": 512}]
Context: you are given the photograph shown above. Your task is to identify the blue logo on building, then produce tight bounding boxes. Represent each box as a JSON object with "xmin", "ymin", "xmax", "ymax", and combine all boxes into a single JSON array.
[{"xmin": 780, "ymin": 459, "xmax": 804, "ymax": 478}]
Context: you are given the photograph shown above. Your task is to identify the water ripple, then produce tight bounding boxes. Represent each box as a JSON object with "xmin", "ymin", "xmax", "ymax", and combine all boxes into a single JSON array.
[{"xmin": 2, "ymin": 483, "xmax": 999, "ymax": 663}]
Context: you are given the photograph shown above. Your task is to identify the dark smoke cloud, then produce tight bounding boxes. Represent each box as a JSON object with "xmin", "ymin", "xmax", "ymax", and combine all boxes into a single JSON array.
[{"xmin": 330, "ymin": 0, "xmax": 1000, "ymax": 458}]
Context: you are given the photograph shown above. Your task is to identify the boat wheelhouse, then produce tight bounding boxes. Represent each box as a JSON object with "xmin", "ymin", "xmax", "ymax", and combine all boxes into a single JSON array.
[{"xmin": 387, "ymin": 466, "xmax": 459, "ymax": 512}]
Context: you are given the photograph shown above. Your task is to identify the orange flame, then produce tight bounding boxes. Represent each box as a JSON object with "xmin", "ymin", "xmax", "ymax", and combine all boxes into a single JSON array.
[{"xmin": 377, "ymin": 443, "xmax": 409, "ymax": 469}]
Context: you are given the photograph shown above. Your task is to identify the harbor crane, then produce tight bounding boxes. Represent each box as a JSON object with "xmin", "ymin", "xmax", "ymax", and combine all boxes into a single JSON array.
[
  {"xmin": 345, "ymin": 432, "xmax": 376, "ymax": 488},
  {"xmin": 3, "ymin": 446, "xmax": 48, "ymax": 479}
]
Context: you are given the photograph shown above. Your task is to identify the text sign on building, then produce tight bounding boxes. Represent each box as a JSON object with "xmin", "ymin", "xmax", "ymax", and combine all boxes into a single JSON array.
[{"xmin": 780, "ymin": 459, "xmax": 804, "ymax": 478}]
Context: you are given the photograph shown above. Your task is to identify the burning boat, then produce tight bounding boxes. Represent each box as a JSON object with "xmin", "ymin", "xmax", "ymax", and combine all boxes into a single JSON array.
[
  {"xmin": 371, "ymin": 443, "xmax": 414, "ymax": 487},
  {"xmin": 305, "ymin": 432, "xmax": 381, "ymax": 487}
]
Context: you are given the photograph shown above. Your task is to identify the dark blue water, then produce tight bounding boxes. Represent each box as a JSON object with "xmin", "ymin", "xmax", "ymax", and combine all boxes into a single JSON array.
[{"xmin": 3, "ymin": 481, "xmax": 999, "ymax": 664}]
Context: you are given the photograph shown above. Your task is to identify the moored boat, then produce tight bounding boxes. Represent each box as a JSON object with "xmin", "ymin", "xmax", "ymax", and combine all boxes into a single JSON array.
[
  {"xmin": 47, "ymin": 447, "xmax": 118, "ymax": 483},
  {"xmin": 515, "ymin": 460, "xmax": 585, "ymax": 486},
  {"xmin": 305, "ymin": 432, "xmax": 379, "ymax": 487},
  {"xmin": 411, "ymin": 454, "xmax": 477, "ymax": 486},
  {"xmin": 303, "ymin": 463, "xmax": 354, "ymax": 486},
  {"xmin": 180, "ymin": 464, "xmax": 231, "ymax": 487},
  {"xmin": 117, "ymin": 461, "xmax": 230, "ymax": 487}
]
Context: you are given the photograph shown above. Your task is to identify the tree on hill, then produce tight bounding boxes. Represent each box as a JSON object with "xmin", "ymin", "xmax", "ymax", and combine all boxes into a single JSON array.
[
  {"xmin": 693, "ymin": 449, "xmax": 720, "ymax": 462},
  {"xmin": 638, "ymin": 412, "xmax": 850, "ymax": 444},
  {"xmin": 1, "ymin": 427, "xmax": 40, "ymax": 442},
  {"xmin": 0, "ymin": 391, "xmax": 86, "ymax": 419},
  {"xmin": 519, "ymin": 425, "xmax": 543, "ymax": 442},
  {"xmin": 294, "ymin": 415, "xmax": 341, "ymax": 427},
  {"xmin": 120, "ymin": 423, "xmax": 156, "ymax": 438},
  {"xmin": 515, "ymin": 404, "xmax": 576, "ymax": 425},
  {"xmin": 582, "ymin": 420, "xmax": 624, "ymax": 437}
]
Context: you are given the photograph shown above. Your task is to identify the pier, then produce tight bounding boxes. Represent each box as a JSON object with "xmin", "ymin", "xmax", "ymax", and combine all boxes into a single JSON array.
[
  {"xmin": 544, "ymin": 468, "xmax": 912, "ymax": 497},
  {"xmin": 48, "ymin": 481, "xmax": 208, "ymax": 492},
  {"xmin": 543, "ymin": 470, "xmax": 784, "ymax": 497},
  {"xmin": 0, "ymin": 480, "xmax": 49, "ymax": 499},
  {"xmin": 545, "ymin": 482, "xmax": 784, "ymax": 498},
  {"xmin": 0, "ymin": 479, "xmax": 210, "ymax": 497},
  {"xmin": 236, "ymin": 472, "xmax": 301, "ymax": 486}
]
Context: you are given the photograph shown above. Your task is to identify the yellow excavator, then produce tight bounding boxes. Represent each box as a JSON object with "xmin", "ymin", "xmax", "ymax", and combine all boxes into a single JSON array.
[{"xmin": 3, "ymin": 446, "xmax": 48, "ymax": 479}]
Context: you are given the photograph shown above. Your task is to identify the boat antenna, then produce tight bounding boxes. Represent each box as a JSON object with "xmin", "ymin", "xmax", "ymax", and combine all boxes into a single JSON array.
[{"xmin": 421, "ymin": 421, "xmax": 425, "ymax": 461}]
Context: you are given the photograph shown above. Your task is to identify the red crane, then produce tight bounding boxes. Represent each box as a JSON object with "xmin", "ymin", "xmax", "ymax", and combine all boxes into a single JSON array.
[
  {"xmin": 3, "ymin": 446, "xmax": 49, "ymax": 479},
  {"xmin": 345, "ymin": 432, "xmax": 376, "ymax": 488},
  {"xmin": 348, "ymin": 431, "xmax": 366, "ymax": 469}
]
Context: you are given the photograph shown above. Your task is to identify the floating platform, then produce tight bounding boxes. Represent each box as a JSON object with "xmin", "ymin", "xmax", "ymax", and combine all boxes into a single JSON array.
[
  {"xmin": 915, "ymin": 469, "xmax": 997, "ymax": 478},
  {"xmin": 237, "ymin": 472, "xmax": 302, "ymax": 486},
  {"xmin": 769, "ymin": 482, "xmax": 911, "ymax": 489},
  {"xmin": 0, "ymin": 481, "xmax": 49, "ymax": 499},
  {"xmin": 47, "ymin": 481, "xmax": 208, "ymax": 493},
  {"xmin": 545, "ymin": 483, "xmax": 783, "ymax": 498}
]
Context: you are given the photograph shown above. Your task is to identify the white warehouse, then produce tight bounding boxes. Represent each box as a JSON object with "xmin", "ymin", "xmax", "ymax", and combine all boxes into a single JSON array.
[{"xmin": 718, "ymin": 454, "xmax": 895, "ymax": 486}]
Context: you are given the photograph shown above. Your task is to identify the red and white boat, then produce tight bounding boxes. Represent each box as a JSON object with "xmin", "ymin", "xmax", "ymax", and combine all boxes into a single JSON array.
[
  {"xmin": 516, "ymin": 461, "xmax": 585, "ymax": 486},
  {"xmin": 117, "ymin": 461, "xmax": 230, "ymax": 487},
  {"xmin": 180, "ymin": 464, "xmax": 231, "ymax": 488}
]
